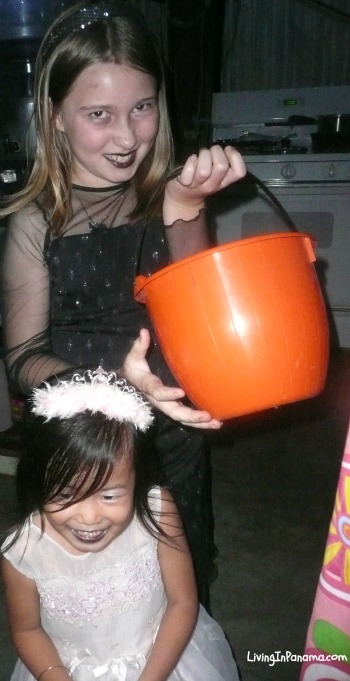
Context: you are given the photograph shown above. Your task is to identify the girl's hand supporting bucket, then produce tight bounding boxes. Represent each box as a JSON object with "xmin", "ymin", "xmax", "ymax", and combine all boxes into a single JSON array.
[
  {"xmin": 163, "ymin": 145, "xmax": 246, "ymax": 225},
  {"xmin": 122, "ymin": 329, "xmax": 222, "ymax": 429}
]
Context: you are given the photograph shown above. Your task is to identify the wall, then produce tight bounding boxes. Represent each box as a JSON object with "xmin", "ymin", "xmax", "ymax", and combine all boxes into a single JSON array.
[
  {"xmin": 221, "ymin": 0, "xmax": 350, "ymax": 91},
  {"xmin": 134, "ymin": 0, "xmax": 350, "ymax": 147},
  {"xmin": 132, "ymin": 0, "xmax": 225, "ymax": 154}
]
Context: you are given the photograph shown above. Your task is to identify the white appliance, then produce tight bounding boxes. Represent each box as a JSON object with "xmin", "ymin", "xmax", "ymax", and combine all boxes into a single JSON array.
[{"xmin": 209, "ymin": 86, "xmax": 350, "ymax": 347}]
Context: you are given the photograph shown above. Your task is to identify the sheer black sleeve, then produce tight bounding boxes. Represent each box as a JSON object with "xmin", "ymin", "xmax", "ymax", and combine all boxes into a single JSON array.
[
  {"xmin": 1, "ymin": 205, "xmax": 72, "ymax": 393},
  {"xmin": 164, "ymin": 209, "xmax": 210, "ymax": 262}
]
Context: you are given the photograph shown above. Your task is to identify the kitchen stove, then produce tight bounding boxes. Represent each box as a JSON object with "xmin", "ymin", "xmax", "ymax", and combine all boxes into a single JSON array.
[
  {"xmin": 212, "ymin": 85, "xmax": 350, "ymax": 176},
  {"xmin": 210, "ymin": 85, "xmax": 350, "ymax": 347}
]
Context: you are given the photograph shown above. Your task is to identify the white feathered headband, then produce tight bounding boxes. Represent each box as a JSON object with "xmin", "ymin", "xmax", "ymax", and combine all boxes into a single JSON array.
[{"xmin": 31, "ymin": 367, "xmax": 154, "ymax": 432}]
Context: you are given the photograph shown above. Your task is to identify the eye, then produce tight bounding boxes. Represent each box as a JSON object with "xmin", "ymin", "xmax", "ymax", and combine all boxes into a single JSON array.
[
  {"xmin": 101, "ymin": 490, "xmax": 124, "ymax": 502},
  {"xmin": 89, "ymin": 110, "xmax": 110, "ymax": 120},
  {"xmin": 54, "ymin": 489, "xmax": 74, "ymax": 503},
  {"xmin": 134, "ymin": 99, "xmax": 156, "ymax": 113}
]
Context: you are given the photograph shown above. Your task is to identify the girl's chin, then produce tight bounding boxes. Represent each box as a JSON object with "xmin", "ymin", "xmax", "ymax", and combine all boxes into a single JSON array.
[{"xmin": 72, "ymin": 153, "xmax": 144, "ymax": 187}]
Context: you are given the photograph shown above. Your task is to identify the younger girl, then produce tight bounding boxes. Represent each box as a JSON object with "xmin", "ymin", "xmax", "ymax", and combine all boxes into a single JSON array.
[{"xmin": 1, "ymin": 369, "xmax": 240, "ymax": 681}]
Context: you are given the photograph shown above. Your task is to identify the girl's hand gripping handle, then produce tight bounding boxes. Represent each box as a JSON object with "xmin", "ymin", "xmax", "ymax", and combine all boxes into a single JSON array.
[{"xmin": 163, "ymin": 144, "xmax": 246, "ymax": 225}]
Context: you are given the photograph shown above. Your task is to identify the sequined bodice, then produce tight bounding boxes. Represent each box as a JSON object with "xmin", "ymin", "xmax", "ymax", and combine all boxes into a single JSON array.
[
  {"xmin": 45, "ymin": 219, "xmax": 172, "ymax": 381},
  {"xmin": 2, "ymin": 186, "xmax": 206, "ymax": 480}
]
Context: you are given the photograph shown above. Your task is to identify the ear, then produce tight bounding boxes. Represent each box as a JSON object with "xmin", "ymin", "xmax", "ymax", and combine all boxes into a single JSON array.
[
  {"xmin": 50, "ymin": 99, "xmax": 65, "ymax": 133},
  {"xmin": 54, "ymin": 110, "xmax": 65, "ymax": 133}
]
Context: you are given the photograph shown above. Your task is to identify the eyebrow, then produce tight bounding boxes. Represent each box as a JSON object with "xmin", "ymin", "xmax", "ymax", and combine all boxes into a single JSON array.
[
  {"xmin": 63, "ymin": 481, "xmax": 127, "ymax": 495},
  {"xmin": 100, "ymin": 483, "xmax": 128, "ymax": 491},
  {"xmin": 78, "ymin": 96, "xmax": 158, "ymax": 110}
]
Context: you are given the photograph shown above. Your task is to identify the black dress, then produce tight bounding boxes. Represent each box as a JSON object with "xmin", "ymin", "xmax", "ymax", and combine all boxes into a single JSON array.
[{"xmin": 2, "ymin": 185, "xmax": 216, "ymax": 605}]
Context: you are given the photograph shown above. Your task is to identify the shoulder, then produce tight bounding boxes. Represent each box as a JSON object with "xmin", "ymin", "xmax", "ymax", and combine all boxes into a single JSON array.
[
  {"xmin": 1, "ymin": 518, "xmax": 38, "ymax": 578},
  {"xmin": 7, "ymin": 200, "xmax": 48, "ymax": 236},
  {"xmin": 147, "ymin": 486, "xmax": 176, "ymax": 513},
  {"xmin": 1, "ymin": 520, "xmax": 28, "ymax": 553},
  {"xmin": 5, "ymin": 201, "xmax": 48, "ymax": 257},
  {"xmin": 149, "ymin": 487, "xmax": 184, "ymax": 541},
  {"xmin": 160, "ymin": 487, "xmax": 177, "ymax": 512}
]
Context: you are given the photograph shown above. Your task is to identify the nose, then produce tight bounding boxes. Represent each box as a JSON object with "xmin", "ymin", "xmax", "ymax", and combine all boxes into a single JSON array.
[
  {"xmin": 73, "ymin": 498, "xmax": 102, "ymax": 525},
  {"xmin": 112, "ymin": 115, "xmax": 136, "ymax": 149}
]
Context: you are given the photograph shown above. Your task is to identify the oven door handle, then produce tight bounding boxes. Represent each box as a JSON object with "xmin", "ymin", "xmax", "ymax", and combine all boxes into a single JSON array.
[{"xmin": 246, "ymin": 171, "xmax": 299, "ymax": 233}]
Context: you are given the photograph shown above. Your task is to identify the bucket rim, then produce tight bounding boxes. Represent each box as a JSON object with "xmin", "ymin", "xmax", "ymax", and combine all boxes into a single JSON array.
[{"xmin": 135, "ymin": 230, "xmax": 316, "ymax": 289}]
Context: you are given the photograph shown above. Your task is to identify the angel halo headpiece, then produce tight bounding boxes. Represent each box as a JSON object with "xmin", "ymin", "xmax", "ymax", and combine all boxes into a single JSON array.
[
  {"xmin": 41, "ymin": 0, "xmax": 145, "ymax": 63},
  {"xmin": 31, "ymin": 368, "xmax": 154, "ymax": 432}
]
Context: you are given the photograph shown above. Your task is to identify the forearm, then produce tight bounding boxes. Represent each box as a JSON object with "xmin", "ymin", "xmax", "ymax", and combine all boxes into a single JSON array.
[
  {"xmin": 138, "ymin": 601, "xmax": 198, "ymax": 681},
  {"xmin": 1, "ymin": 211, "xmax": 74, "ymax": 394},
  {"xmin": 4, "ymin": 334, "xmax": 73, "ymax": 394},
  {"xmin": 12, "ymin": 628, "xmax": 71, "ymax": 681},
  {"xmin": 164, "ymin": 208, "xmax": 210, "ymax": 262},
  {"xmin": 163, "ymin": 194, "xmax": 205, "ymax": 226},
  {"xmin": 4, "ymin": 317, "xmax": 74, "ymax": 395},
  {"xmin": 2, "ymin": 250, "xmax": 72, "ymax": 393}
]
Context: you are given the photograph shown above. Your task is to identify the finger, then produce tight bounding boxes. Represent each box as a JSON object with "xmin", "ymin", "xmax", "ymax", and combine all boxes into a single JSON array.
[
  {"xmin": 184, "ymin": 419, "xmax": 223, "ymax": 430},
  {"xmin": 175, "ymin": 411, "xmax": 223, "ymax": 429},
  {"xmin": 206, "ymin": 144, "xmax": 245, "ymax": 187},
  {"xmin": 131, "ymin": 328, "xmax": 151, "ymax": 358},
  {"xmin": 149, "ymin": 396, "xmax": 222, "ymax": 429},
  {"xmin": 182, "ymin": 145, "xmax": 243, "ymax": 192},
  {"xmin": 177, "ymin": 411, "xmax": 223, "ymax": 428},
  {"xmin": 176, "ymin": 145, "xmax": 246, "ymax": 194},
  {"xmin": 180, "ymin": 148, "xmax": 225, "ymax": 187},
  {"xmin": 190, "ymin": 148, "xmax": 217, "ymax": 184},
  {"xmin": 177, "ymin": 154, "xmax": 199, "ymax": 186},
  {"xmin": 222, "ymin": 145, "xmax": 247, "ymax": 179},
  {"xmin": 195, "ymin": 145, "xmax": 246, "ymax": 194},
  {"xmin": 143, "ymin": 379, "xmax": 185, "ymax": 402}
]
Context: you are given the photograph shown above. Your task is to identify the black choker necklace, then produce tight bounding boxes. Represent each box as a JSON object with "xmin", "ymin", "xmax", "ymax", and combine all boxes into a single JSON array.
[{"xmin": 75, "ymin": 184, "xmax": 129, "ymax": 231}]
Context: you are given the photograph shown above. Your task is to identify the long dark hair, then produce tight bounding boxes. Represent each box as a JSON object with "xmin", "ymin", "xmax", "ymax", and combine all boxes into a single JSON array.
[{"xmin": 2, "ymin": 407, "xmax": 169, "ymax": 551}]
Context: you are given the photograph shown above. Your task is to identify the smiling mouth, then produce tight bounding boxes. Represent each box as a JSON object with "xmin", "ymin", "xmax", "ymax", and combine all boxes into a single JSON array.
[
  {"xmin": 70, "ymin": 528, "xmax": 109, "ymax": 543},
  {"xmin": 104, "ymin": 151, "xmax": 136, "ymax": 169}
]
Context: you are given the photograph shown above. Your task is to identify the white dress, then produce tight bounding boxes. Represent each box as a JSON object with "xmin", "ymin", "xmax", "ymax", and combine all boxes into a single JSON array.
[{"xmin": 2, "ymin": 488, "xmax": 239, "ymax": 681}]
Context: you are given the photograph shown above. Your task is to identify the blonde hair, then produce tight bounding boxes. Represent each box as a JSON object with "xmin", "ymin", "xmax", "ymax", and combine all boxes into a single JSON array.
[{"xmin": 0, "ymin": 3, "xmax": 174, "ymax": 235}]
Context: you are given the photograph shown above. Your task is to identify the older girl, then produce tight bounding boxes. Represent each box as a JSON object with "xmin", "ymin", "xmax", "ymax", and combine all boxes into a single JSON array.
[{"xmin": 0, "ymin": 0, "xmax": 246, "ymax": 607}]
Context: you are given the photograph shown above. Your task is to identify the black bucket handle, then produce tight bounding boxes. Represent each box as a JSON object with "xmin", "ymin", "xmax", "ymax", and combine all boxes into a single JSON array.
[
  {"xmin": 135, "ymin": 165, "xmax": 299, "ymax": 279},
  {"xmin": 246, "ymin": 171, "xmax": 299, "ymax": 233},
  {"xmin": 166, "ymin": 165, "xmax": 299, "ymax": 233}
]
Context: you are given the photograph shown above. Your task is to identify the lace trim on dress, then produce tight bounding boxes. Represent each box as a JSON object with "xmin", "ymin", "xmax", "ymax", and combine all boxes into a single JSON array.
[{"xmin": 38, "ymin": 544, "xmax": 162, "ymax": 627}]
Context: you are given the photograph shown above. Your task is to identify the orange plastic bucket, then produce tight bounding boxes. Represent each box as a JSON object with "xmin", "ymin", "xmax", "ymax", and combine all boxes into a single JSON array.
[{"xmin": 134, "ymin": 232, "xmax": 329, "ymax": 420}]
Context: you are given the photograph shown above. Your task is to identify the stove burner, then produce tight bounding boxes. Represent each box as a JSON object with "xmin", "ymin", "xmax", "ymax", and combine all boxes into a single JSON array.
[
  {"xmin": 215, "ymin": 138, "xmax": 308, "ymax": 155},
  {"xmin": 239, "ymin": 144, "xmax": 308, "ymax": 156}
]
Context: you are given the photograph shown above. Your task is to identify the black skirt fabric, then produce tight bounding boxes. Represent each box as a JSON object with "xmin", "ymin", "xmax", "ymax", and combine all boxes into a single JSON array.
[{"xmin": 45, "ymin": 218, "xmax": 216, "ymax": 597}]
